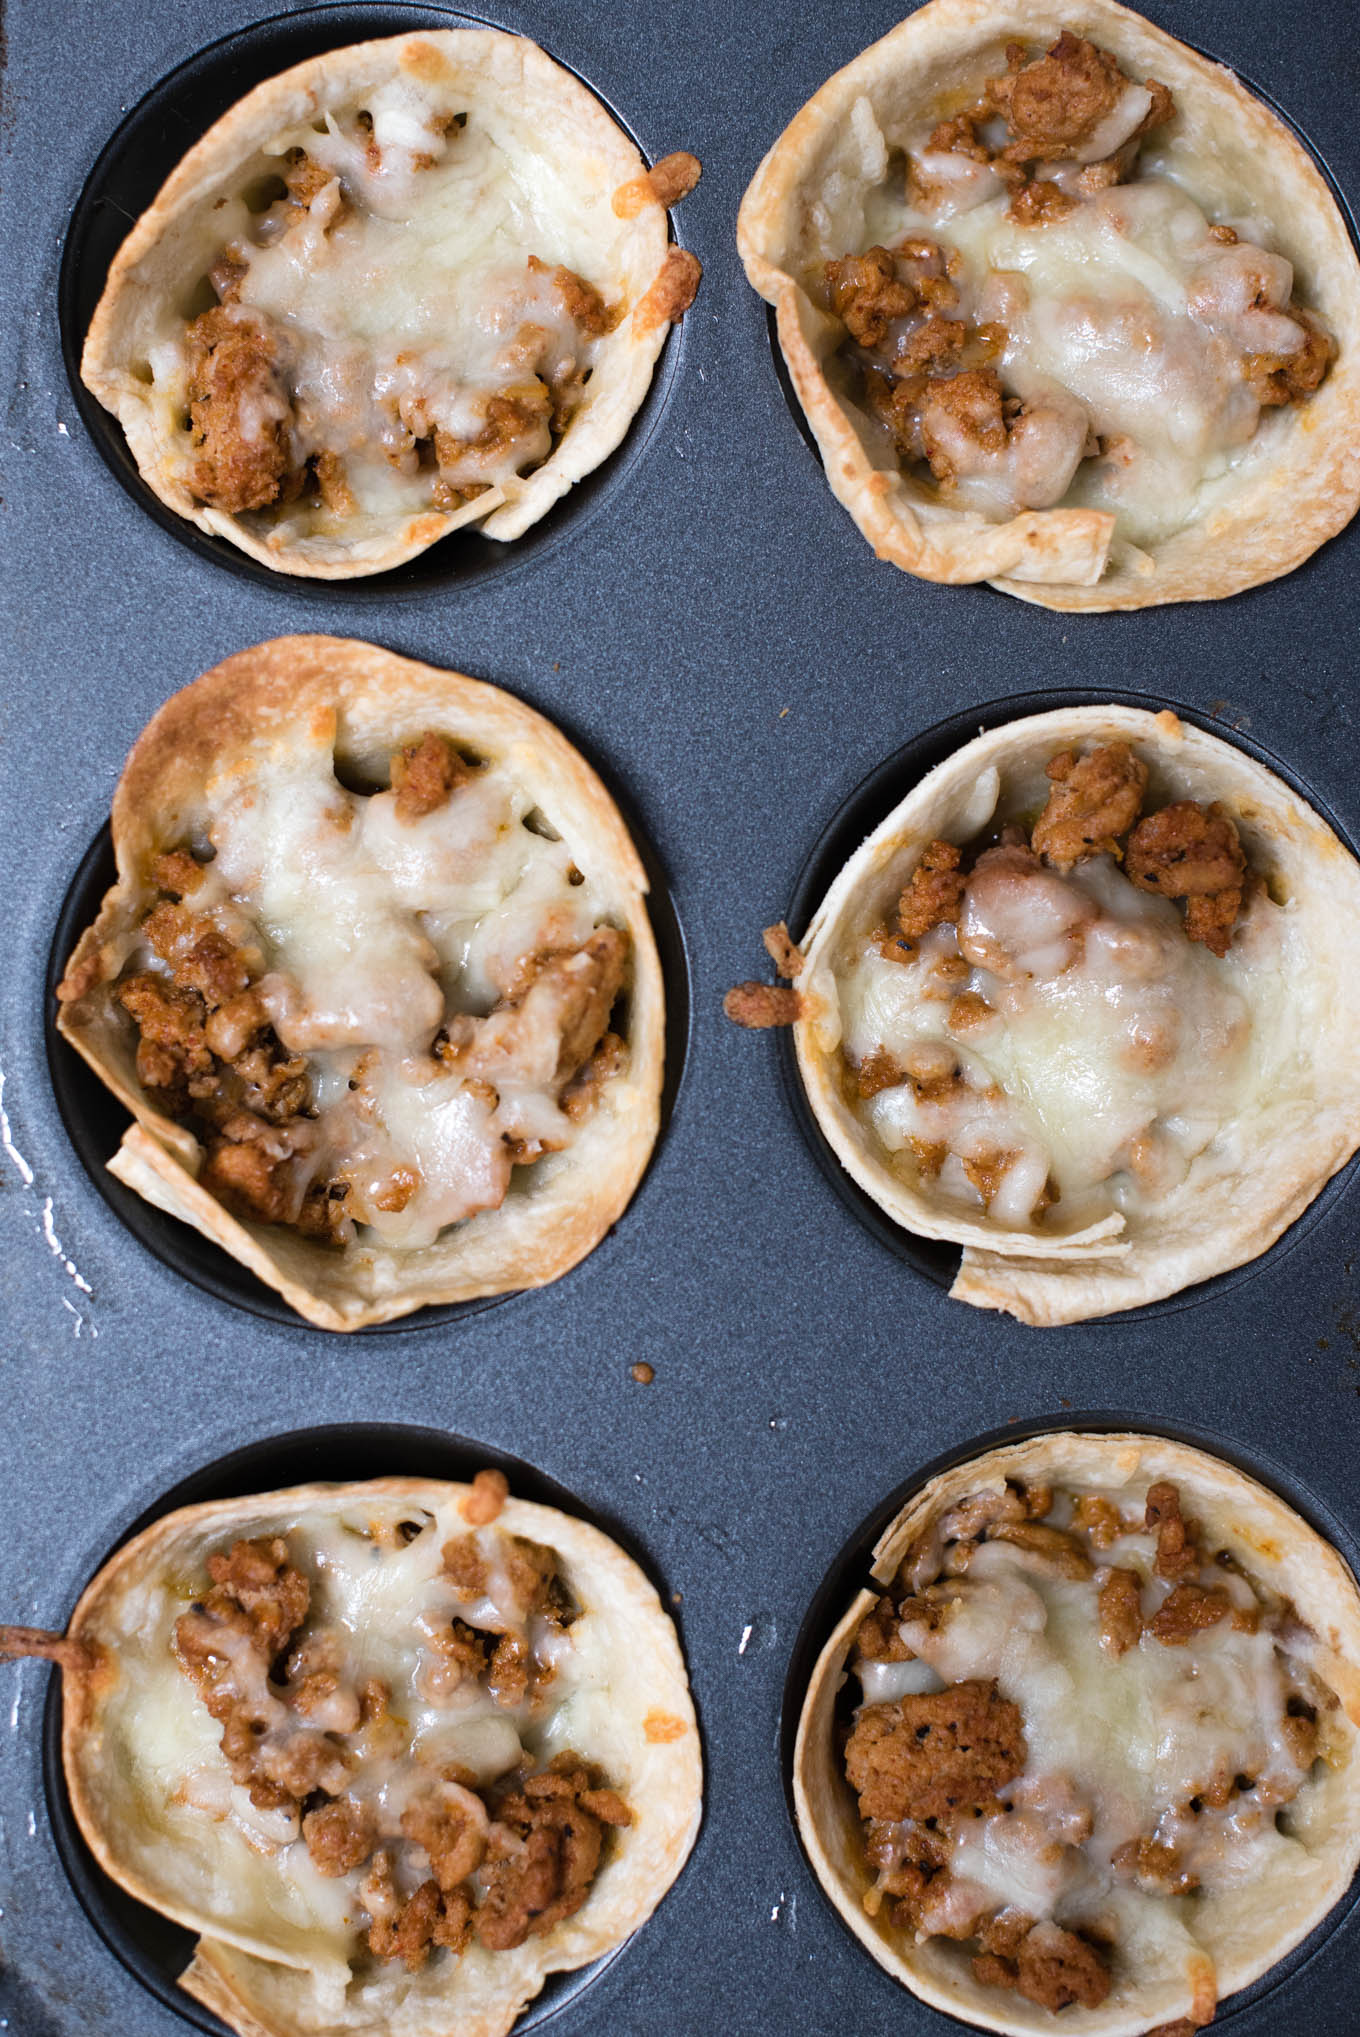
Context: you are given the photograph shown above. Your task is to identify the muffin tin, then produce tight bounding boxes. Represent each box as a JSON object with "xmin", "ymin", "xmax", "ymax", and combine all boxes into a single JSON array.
[{"xmin": 3, "ymin": 0, "xmax": 1360, "ymax": 2031}]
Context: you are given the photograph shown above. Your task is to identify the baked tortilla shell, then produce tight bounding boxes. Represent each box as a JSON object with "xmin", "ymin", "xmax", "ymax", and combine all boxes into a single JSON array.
[
  {"xmin": 82, "ymin": 31, "xmax": 691, "ymax": 577},
  {"xmin": 15, "ymin": 1477, "xmax": 700, "ymax": 2037},
  {"xmin": 56, "ymin": 636, "xmax": 664, "ymax": 1330},
  {"xmin": 795, "ymin": 704, "xmax": 1360, "ymax": 1324},
  {"xmin": 795, "ymin": 1430, "xmax": 1360, "ymax": 2034},
  {"xmin": 737, "ymin": 0, "xmax": 1360, "ymax": 609}
]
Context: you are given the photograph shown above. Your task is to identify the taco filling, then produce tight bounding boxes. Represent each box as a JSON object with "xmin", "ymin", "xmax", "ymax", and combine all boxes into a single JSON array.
[
  {"xmin": 835, "ymin": 736, "xmax": 1275, "ymax": 1239},
  {"xmin": 818, "ymin": 31, "xmax": 1331, "ymax": 548},
  {"xmin": 170, "ymin": 1509, "xmax": 630, "ymax": 1967},
  {"xmin": 91, "ymin": 728, "xmax": 630, "ymax": 1250},
  {"xmin": 842, "ymin": 1470, "xmax": 1338, "ymax": 2024}
]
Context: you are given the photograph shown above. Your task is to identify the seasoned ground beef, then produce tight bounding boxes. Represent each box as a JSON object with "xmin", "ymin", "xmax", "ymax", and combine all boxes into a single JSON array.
[
  {"xmin": 186, "ymin": 308, "xmax": 301, "ymax": 514},
  {"xmin": 845, "ymin": 1680, "xmax": 1026, "ymax": 1824},
  {"xmin": 975, "ymin": 1916, "xmax": 1112, "ymax": 2012},
  {"xmin": 723, "ymin": 981, "xmax": 802, "ymax": 1027},
  {"xmin": 303, "ymin": 1796, "xmax": 375, "ymax": 1877},
  {"xmin": 1126, "ymin": 803, "xmax": 1247, "ymax": 956},
  {"xmin": 476, "ymin": 1763, "xmax": 632, "ymax": 1951},
  {"xmin": 1145, "ymin": 1481, "xmax": 1200, "ymax": 1582},
  {"xmin": 1032, "ymin": 742, "xmax": 1148, "ymax": 869},
  {"xmin": 897, "ymin": 838, "xmax": 967, "ymax": 942},
  {"xmin": 390, "ymin": 731, "xmax": 473, "ymax": 821},
  {"xmin": 1149, "ymin": 1582, "xmax": 1232, "ymax": 1645},
  {"xmin": 985, "ymin": 32, "xmax": 1170, "ymax": 167},
  {"xmin": 1098, "ymin": 1567, "xmax": 1144, "ymax": 1655}
]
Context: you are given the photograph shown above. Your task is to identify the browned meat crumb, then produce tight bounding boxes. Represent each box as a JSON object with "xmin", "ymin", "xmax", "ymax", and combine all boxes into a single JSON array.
[
  {"xmin": 854, "ymin": 1047, "xmax": 906, "ymax": 1098},
  {"xmin": 1032, "ymin": 742, "xmax": 1148, "ymax": 869},
  {"xmin": 142, "ymin": 901, "xmax": 253, "ymax": 1006},
  {"xmin": 526, "ymin": 255, "xmax": 620, "ymax": 338},
  {"xmin": 826, "ymin": 245, "xmax": 920, "ymax": 348},
  {"xmin": 762, "ymin": 920, "xmax": 804, "ymax": 977},
  {"xmin": 1009, "ymin": 178, "xmax": 1078, "ymax": 225},
  {"xmin": 853, "ymin": 1596, "xmax": 911, "ymax": 1663},
  {"xmin": 116, "ymin": 974, "xmax": 214, "ymax": 1096},
  {"xmin": 365, "ymin": 1851, "xmax": 472, "ymax": 1970},
  {"xmin": 1098, "ymin": 1568, "xmax": 1143, "ymax": 1655},
  {"xmin": 962, "ymin": 1147, "xmax": 1021, "ymax": 1209},
  {"xmin": 975, "ymin": 1917, "xmax": 1112, "ymax": 2012},
  {"xmin": 199, "ymin": 1111, "xmax": 315, "ymax": 1228},
  {"xmin": 1126, "ymin": 802, "xmax": 1247, "ymax": 957},
  {"xmin": 987, "ymin": 1520, "xmax": 1091, "ymax": 1578},
  {"xmin": 402, "ymin": 1790, "xmax": 488, "ymax": 1891},
  {"xmin": 561, "ymin": 1031, "xmax": 626, "ymax": 1122},
  {"xmin": 390, "ymin": 731, "xmax": 473, "ymax": 821},
  {"xmin": 1245, "ymin": 310, "xmax": 1334, "ymax": 406},
  {"xmin": 1074, "ymin": 1494, "xmax": 1128, "ymax": 1549},
  {"xmin": 1150, "ymin": 1582, "xmax": 1232, "ymax": 1644},
  {"xmin": 150, "ymin": 849, "xmax": 204, "ymax": 898},
  {"xmin": 919, "ymin": 369, "xmax": 1007, "ymax": 483},
  {"xmin": 844, "ymin": 1680, "xmax": 1025, "ymax": 1825},
  {"xmin": 487, "ymin": 1632, "xmax": 531, "ymax": 1707},
  {"xmin": 1282, "ymin": 1696, "xmax": 1319, "ymax": 1771},
  {"xmin": 185, "ymin": 308, "xmax": 300, "ymax": 514},
  {"xmin": 898, "ymin": 839, "xmax": 966, "ymax": 941},
  {"xmin": 630, "ymin": 1360, "xmax": 655, "ymax": 1384},
  {"xmin": 460, "ymin": 1468, "xmax": 510, "ymax": 1526},
  {"xmin": 985, "ymin": 32, "xmax": 1171, "ymax": 165},
  {"xmin": 1111, "ymin": 1836, "xmax": 1199, "ymax": 1895},
  {"xmin": 312, "ymin": 449, "xmax": 356, "ymax": 516},
  {"xmin": 476, "ymin": 1763, "xmax": 629, "ymax": 1952},
  {"xmin": 1145, "ymin": 1481, "xmax": 1200, "ymax": 1582},
  {"xmin": 723, "ymin": 981, "xmax": 801, "ymax": 1027},
  {"xmin": 948, "ymin": 990, "xmax": 994, "ymax": 1033},
  {"xmin": 303, "ymin": 1797, "xmax": 375, "ymax": 1877},
  {"xmin": 442, "ymin": 1534, "xmax": 490, "ymax": 1597}
]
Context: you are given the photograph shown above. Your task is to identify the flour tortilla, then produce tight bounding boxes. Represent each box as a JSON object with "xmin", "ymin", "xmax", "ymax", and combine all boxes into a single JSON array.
[
  {"xmin": 56, "ymin": 636, "xmax": 664, "ymax": 1330},
  {"xmin": 794, "ymin": 705, "xmax": 1360, "ymax": 1324},
  {"xmin": 795, "ymin": 1430, "xmax": 1360, "ymax": 2034},
  {"xmin": 9, "ymin": 1477, "xmax": 700, "ymax": 2037},
  {"xmin": 82, "ymin": 30, "xmax": 694, "ymax": 577},
  {"xmin": 737, "ymin": 0, "xmax": 1360, "ymax": 609}
]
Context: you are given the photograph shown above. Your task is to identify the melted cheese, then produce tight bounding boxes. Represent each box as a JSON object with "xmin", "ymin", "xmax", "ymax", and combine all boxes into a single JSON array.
[
  {"xmin": 146, "ymin": 740, "xmax": 616, "ymax": 1249},
  {"xmin": 840, "ymin": 851, "xmax": 1283, "ymax": 1235},
  {"xmin": 101, "ymin": 1503, "xmax": 585, "ymax": 1967},
  {"xmin": 853, "ymin": 1484, "xmax": 1321, "ymax": 1950},
  {"xmin": 154, "ymin": 73, "xmax": 627, "ymax": 537},
  {"xmin": 860, "ymin": 165, "xmax": 1315, "ymax": 544}
]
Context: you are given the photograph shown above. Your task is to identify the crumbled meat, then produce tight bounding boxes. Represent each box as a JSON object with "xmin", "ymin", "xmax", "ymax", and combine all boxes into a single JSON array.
[
  {"xmin": 282, "ymin": 148, "xmax": 338, "ymax": 215},
  {"xmin": 853, "ymin": 1046, "xmax": 906, "ymax": 1098},
  {"xmin": 364, "ymin": 1851, "xmax": 472, "ymax": 1970},
  {"xmin": 844, "ymin": 1680, "xmax": 1025, "ymax": 1825},
  {"xmin": 436, "ymin": 388, "xmax": 550, "ymax": 475},
  {"xmin": 303, "ymin": 1796, "xmax": 375, "ymax": 1877},
  {"xmin": 1111, "ymin": 1836, "xmax": 1199, "ymax": 1895},
  {"xmin": 920, "ymin": 369, "xmax": 1006, "ymax": 482},
  {"xmin": 1098, "ymin": 1568, "xmax": 1143, "ymax": 1655},
  {"xmin": 1150, "ymin": 1582, "xmax": 1232, "ymax": 1644},
  {"xmin": 150, "ymin": 849, "xmax": 205, "ymax": 899},
  {"xmin": 1032, "ymin": 743, "xmax": 1148, "ymax": 869},
  {"xmin": 185, "ymin": 307, "xmax": 300, "ymax": 514},
  {"xmin": 962, "ymin": 1147, "xmax": 1021, "ymax": 1209},
  {"xmin": 116, "ymin": 974, "xmax": 214, "ymax": 1096},
  {"xmin": 442, "ymin": 1534, "xmax": 490, "ymax": 1597},
  {"xmin": 426, "ymin": 1617, "xmax": 489, "ymax": 1692},
  {"xmin": 975, "ymin": 1916, "xmax": 1112, "ymax": 2012},
  {"xmin": 1126, "ymin": 802, "xmax": 1247, "ymax": 956},
  {"xmin": 854, "ymin": 1596, "xmax": 911, "ymax": 1662},
  {"xmin": 527, "ymin": 255, "xmax": 619, "ymax": 338},
  {"xmin": 390, "ymin": 731, "xmax": 473, "ymax": 821},
  {"xmin": 762, "ymin": 920, "xmax": 804, "ymax": 978},
  {"xmin": 723, "ymin": 981, "xmax": 802, "ymax": 1027},
  {"xmin": 461, "ymin": 930, "xmax": 627, "ymax": 1085},
  {"xmin": 1074, "ymin": 1494, "xmax": 1127, "ymax": 1548},
  {"xmin": 898, "ymin": 839, "xmax": 967, "ymax": 941},
  {"xmin": 199, "ymin": 1110, "xmax": 315, "ymax": 1227},
  {"xmin": 826, "ymin": 246, "xmax": 920, "ymax": 348},
  {"xmin": 947, "ymin": 990, "xmax": 994, "ymax": 1032},
  {"xmin": 1145, "ymin": 1481, "xmax": 1200, "ymax": 1582},
  {"xmin": 487, "ymin": 1632, "xmax": 531, "ymax": 1707},
  {"xmin": 142, "ymin": 901, "xmax": 253, "ymax": 1006},
  {"xmin": 1244, "ymin": 310, "xmax": 1334, "ymax": 406},
  {"xmin": 985, "ymin": 32, "xmax": 1171, "ymax": 166},
  {"xmin": 311, "ymin": 449, "xmax": 356, "ymax": 516},
  {"xmin": 1009, "ymin": 178, "xmax": 1079, "ymax": 225},
  {"xmin": 476, "ymin": 1762, "xmax": 630, "ymax": 1952},
  {"xmin": 460, "ymin": 1468, "xmax": 510, "ymax": 1525},
  {"xmin": 1282, "ymin": 1696, "xmax": 1319, "ymax": 1771},
  {"xmin": 560, "ymin": 1030, "xmax": 626, "ymax": 1122},
  {"xmin": 198, "ymin": 1537, "xmax": 309, "ymax": 1659},
  {"xmin": 402, "ymin": 1785, "xmax": 488, "ymax": 1890}
]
